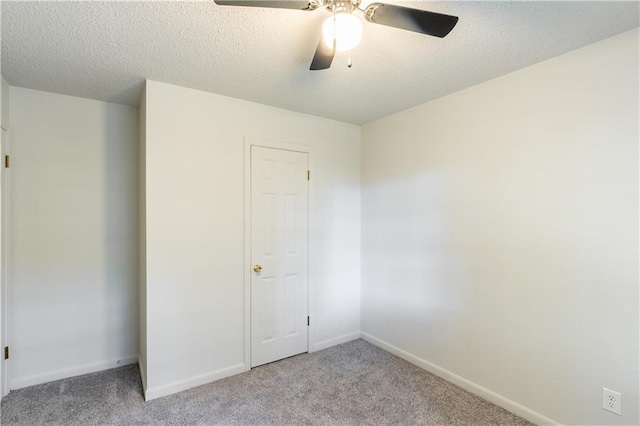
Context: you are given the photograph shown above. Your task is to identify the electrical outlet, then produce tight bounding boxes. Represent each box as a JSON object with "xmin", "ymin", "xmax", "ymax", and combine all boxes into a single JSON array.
[{"xmin": 602, "ymin": 387, "xmax": 621, "ymax": 415}]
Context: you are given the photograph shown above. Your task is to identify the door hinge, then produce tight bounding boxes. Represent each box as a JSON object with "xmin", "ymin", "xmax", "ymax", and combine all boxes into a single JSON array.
[
  {"xmin": 4, "ymin": 155, "xmax": 9, "ymax": 168},
  {"xmin": 307, "ymin": 170, "xmax": 310, "ymax": 181},
  {"xmin": 4, "ymin": 346, "xmax": 8, "ymax": 360},
  {"xmin": 307, "ymin": 316, "xmax": 310, "ymax": 326}
]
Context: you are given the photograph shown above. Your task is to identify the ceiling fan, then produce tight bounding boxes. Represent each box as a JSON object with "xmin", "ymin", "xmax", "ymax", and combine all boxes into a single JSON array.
[{"xmin": 213, "ymin": 0, "xmax": 458, "ymax": 70}]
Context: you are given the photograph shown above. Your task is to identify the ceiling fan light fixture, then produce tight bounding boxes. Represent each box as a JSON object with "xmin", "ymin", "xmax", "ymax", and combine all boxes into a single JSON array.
[{"xmin": 322, "ymin": 12, "xmax": 363, "ymax": 52}]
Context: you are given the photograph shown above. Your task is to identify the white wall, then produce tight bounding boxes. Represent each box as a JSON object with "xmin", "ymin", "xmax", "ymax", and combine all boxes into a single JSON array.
[
  {"xmin": 143, "ymin": 80, "xmax": 361, "ymax": 399},
  {"xmin": 138, "ymin": 84, "xmax": 147, "ymax": 392},
  {"xmin": 9, "ymin": 88, "xmax": 139, "ymax": 388},
  {"xmin": 361, "ymin": 28, "xmax": 639, "ymax": 426}
]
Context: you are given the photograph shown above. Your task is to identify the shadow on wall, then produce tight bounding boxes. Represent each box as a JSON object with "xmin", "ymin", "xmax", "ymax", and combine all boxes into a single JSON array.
[
  {"xmin": 101, "ymin": 105, "xmax": 139, "ymax": 369},
  {"xmin": 105, "ymin": 81, "xmax": 146, "ymax": 107}
]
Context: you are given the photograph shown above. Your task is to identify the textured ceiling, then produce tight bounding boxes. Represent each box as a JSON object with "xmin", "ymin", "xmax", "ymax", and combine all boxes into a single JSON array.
[{"xmin": 2, "ymin": 1, "xmax": 638, "ymax": 124}]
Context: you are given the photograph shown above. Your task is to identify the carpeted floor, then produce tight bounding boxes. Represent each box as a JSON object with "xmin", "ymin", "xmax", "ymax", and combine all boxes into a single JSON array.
[{"xmin": 1, "ymin": 339, "xmax": 531, "ymax": 425}]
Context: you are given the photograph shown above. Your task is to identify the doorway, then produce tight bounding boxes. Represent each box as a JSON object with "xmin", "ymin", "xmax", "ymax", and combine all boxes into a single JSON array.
[{"xmin": 247, "ymin": 141, "xmax": 309, "ymax": 368}]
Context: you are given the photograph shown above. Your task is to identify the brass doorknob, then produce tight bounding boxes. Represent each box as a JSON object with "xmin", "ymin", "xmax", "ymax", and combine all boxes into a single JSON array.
[{"xmin": 253, "ymin": 264, "xmax": 263, "ymax": 273}]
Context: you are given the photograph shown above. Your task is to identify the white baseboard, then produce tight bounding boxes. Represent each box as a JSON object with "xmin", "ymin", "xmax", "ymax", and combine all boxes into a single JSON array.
[
  {"xmin": 11, "ymin": 354, "xmax": 139, "ymax": 390},
  {"xmin": 138, "ymin": 356, "xmax": 147, "ymax": 394},
  {"xmin": 361, "ymin": 333, "xmax": 560, "ymax": 426},
  {"xmin": 144, "ymin": 363, "xmax": 245, "ymax": 401},
  {"xmin": 311, "ymin": 331, "xmax": 361, "ymax": 352}
]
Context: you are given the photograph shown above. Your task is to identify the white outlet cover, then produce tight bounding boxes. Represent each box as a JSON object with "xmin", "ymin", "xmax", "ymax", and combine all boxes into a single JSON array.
[{"xmin": 602, "ymin": 387, "xmax": 622, "ymax": 415}]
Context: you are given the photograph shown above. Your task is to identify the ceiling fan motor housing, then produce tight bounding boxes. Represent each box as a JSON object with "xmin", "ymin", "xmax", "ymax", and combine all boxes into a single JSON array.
[{"xmin": 324, "ymin": 0, "xmax": 359, "ymax": 13}]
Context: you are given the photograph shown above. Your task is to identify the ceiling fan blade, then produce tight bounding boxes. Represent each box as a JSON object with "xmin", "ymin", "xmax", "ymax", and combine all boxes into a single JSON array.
[
  {"xmin": 364, "ymin": 3, "xmax": 458, "ymax": 38},
  {"xmin": 310, "ymin": 38, "xmax": 335, "ymax": 71},
  {"xmin": 214, "ymin": 0, "xmax": 315, "ymax": 10}
]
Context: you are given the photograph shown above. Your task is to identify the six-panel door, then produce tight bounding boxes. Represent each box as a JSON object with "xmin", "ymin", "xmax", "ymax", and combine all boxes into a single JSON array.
[{"xmin": 250, "ymin": 146, "xmax": 309, "ymax": 367}]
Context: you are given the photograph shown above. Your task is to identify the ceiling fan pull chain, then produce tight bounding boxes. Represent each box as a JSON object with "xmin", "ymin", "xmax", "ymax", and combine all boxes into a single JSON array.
[
  {"xmin": 332, "ymin": 2, "xmax": 337, "ymax": 43},
  {"xmin": 348, "ymin": 51, "xmax": 352, "ymax": 68}
]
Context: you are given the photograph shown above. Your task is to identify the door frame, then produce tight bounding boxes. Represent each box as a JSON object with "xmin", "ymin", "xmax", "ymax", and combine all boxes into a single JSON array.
[
  {"xmin": 243, "ymin": 137, "xmax": 313, "ymax": 371},
  {"xmin": 1, "ymin": 124, "xmax": 10, "ymax": 398}
]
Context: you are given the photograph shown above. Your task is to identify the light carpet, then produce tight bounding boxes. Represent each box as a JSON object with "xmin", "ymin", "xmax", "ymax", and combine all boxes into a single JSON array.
[{"xmin": 1, "ymin": 339, "xmax": 531, "ymax": 425}]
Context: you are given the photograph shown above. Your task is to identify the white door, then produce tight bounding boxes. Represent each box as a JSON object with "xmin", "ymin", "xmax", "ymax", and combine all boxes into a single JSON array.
[
  {"xmin": 0, "ymin": 126, "xmax": 7, "ymax": 397},
  {"xmin": 0, "ymin": 126, "xmax": 4, "ymax": 396},
  {"xmin": 251, "ymin": 146, "xmax": 308, "ymax": 368}
]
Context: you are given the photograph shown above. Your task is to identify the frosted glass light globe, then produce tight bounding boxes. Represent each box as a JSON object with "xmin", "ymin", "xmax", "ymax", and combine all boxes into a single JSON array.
[{"xmin": 323, "ymin": 12, "xmax": 363, "ymax": 52}]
